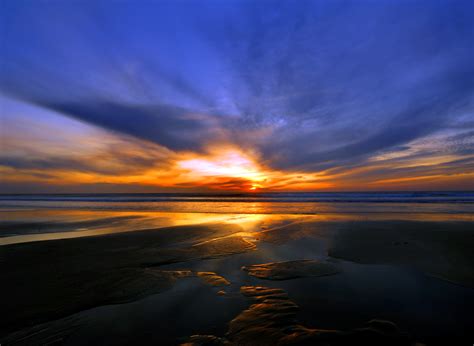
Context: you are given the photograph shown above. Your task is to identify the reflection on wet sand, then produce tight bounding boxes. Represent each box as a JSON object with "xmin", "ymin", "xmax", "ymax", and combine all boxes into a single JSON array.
[
  {"xmin": 2, "ymin": 206, "xmax": 473, "ymax": 246},
  {"xmin": 0, "ymin": 210, "xmax": 277, "ymax": 245},
  {"xmin": 1, "ymin": 208, "xmax": 473, "ymax": 344},
  {"xmin": 0, "ymin": 223, "xmax": 254, "ymax": 336}
]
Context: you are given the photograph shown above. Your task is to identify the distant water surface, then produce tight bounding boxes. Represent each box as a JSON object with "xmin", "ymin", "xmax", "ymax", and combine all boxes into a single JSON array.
[
  {"xmin": 1, "ymin": 192, "xmax": 473, "ymax": 245},
  {"xmin": 1, "ymin": 192, "xmax": 473, "ymax": 213}
]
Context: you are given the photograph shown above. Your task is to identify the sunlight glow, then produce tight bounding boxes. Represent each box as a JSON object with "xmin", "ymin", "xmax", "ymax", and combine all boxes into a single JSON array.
[{"xmin": 177, "ymin": 149, "xmax": 268, "ymax": 189}]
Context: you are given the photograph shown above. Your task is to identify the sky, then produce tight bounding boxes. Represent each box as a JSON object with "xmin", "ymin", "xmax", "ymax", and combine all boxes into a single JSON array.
[{"xmin": 1, "ymin": 0, "xmax": 474, "ymax": 193}]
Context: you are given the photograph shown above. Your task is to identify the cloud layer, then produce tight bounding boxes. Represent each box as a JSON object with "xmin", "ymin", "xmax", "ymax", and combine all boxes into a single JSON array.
[{"xmin": 1, "ymin": 0, "xmax": 473, "ymax": 191}]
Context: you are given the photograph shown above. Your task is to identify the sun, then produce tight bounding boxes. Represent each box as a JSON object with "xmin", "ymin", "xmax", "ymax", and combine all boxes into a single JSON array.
[
  {"xmin": 249, "ymin": 182, "xmax": 264, "ymax": 191},
  {"xmin": 177, "ymin": 148, "xmax": 268, "ymax": 190},
  {"xmin": 173, "ymin": 146, "xmax": 323, "ymax": 191}
]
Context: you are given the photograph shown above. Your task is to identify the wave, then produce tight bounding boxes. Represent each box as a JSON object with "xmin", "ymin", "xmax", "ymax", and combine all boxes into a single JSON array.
[{"xmin": 0, "ymin": 192, "xmax": 473, "ymax": 204}]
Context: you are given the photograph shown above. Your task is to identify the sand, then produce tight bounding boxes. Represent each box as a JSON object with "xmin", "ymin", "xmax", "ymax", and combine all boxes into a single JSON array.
[
  {"xmin": 242, "ymin": 260, "xmax": 341, "ymax": 280},
  {"xmin": 1, "ymin": 218, "xmax": 473, "ymax": 344},
  {"xmin": 327, "ymin": 220, "xmax": 474, "ymax": 287},
  {"xmin": 257, "ymin": 219, "xmax": 474, "ymax": 287},
  {"xmin": 184, "ymin": 285, "xmax": 418, "ymax": 345},
  {"xmin": 197, "ymin": 272, "xmax": 231, "ymax": 286},
  {"xmin": 0, "ymin": 223, "xmax": 252, "ymax": 336}
]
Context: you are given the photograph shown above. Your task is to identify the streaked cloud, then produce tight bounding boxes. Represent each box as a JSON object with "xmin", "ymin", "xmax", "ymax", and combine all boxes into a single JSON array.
[{"xmin": 1, "ymin": 0, "xmax": 473, "ymax": 192}]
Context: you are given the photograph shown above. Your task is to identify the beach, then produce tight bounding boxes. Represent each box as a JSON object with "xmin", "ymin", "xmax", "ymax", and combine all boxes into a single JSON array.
[
  {"xmin": 1, "ymin": 193, "xmax": 473, "ymax": 345},
  {"xmin": 4, "ymin": 0, "xmax": 474, "ymax": 343}
]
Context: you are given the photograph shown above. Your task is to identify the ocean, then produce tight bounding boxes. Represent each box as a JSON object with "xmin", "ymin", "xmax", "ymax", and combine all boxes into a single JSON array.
[{"xmin": 1, "ymin": 191, "xmax": 474, "ymax": 213}]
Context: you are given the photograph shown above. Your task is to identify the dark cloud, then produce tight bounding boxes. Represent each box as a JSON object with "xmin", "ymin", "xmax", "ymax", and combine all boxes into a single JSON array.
[{"xmin": 31, "ymin": 99, "xmax": 223, "ymax": 151}]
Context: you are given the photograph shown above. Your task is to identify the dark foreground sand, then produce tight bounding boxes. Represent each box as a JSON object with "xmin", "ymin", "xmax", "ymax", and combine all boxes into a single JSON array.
[
  {"xmin": 186, "ymin": 286, "xmax": 416, "ymax": 346},
  {"xmin": 1, "ymin": 219, "xmax": 473, "ymax": 344},
  {"xmin": 327, "ymin": 220, "xmax": 474, "ymax": 288},
  {"xmin": 0, "ymin": 223, "xmax": 253, "ymax": 336},
  {"xmin": 258, "ymin": 220, "xmax": 474, "ymax": 287}
]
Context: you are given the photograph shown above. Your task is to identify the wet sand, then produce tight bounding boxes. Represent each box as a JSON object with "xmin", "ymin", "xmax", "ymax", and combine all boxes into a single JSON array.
[
  {"xmin": 242, "ymin": 259, "xmax": 341, "ymax": 280},
  {"xmin": 0, "ymin": 223, "xmax": 253, "ymax": 336},
  {"xmin": 1, "ymin": 218, "xmax": 474, "ymax": 344},
  {"xmin": 327, "ymin": 220, "xmax": 474, "ymax": 288},
  {"xmin": 186, "ymin": 286, "xmax": 416, "ymax": 345}
]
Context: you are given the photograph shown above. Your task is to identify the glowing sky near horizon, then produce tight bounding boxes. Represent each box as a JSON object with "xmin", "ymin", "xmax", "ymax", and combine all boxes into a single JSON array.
[{"xmin": 1, "ymin": 0, "xmax": 473, "ymax": 192}]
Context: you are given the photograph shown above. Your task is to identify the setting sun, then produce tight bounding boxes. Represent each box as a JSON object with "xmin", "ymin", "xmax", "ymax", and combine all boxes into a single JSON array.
[{"xmin": 177, "ymin": 148, "xmax": 268, "ymax": 190}]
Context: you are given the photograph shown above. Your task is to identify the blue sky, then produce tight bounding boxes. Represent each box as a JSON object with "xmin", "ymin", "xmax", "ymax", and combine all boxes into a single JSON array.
[{"xmin": 1, "ymin": 0, "xmax": 473, "ymax": 192}]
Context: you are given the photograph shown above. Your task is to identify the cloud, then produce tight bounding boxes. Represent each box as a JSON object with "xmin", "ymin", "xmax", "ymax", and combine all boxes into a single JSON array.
[
  {"xmin": 30, "ymin": 99, "xmax": 225, "ymax": 151},
  {"xmin": 1, "ymin": 0, "xmax": 474, "ymax": 191}
]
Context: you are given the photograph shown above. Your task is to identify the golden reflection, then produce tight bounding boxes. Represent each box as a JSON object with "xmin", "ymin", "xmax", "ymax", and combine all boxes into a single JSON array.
[{"xmin": 2, "ymin": 207, "xmax": 473, "ymax": 246}]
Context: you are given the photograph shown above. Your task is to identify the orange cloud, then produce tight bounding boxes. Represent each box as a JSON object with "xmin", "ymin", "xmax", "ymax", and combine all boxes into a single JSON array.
[{"xmin": 2, "ymin": 122, "xmax": 473, "ymax": 192}]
